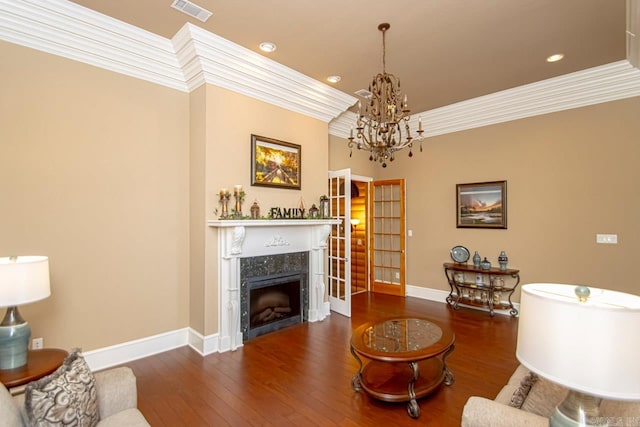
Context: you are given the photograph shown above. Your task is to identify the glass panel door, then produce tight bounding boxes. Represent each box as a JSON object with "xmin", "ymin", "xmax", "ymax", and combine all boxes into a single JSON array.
[
  {"xmin": 327, "ymin": 169, "xmax": 351, "ymax": 317},
  {"xmin": 370, "ymin": 179, "xmax": 405, "ymax": 296}
]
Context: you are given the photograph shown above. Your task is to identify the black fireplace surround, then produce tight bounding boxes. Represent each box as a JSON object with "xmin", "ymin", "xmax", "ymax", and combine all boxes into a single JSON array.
[{"xmin": 240, "ymin": 252, "xmax": 309, "ymax": 341}]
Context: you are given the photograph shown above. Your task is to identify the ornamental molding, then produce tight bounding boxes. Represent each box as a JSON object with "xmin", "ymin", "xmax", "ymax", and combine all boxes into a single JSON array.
[
  {"xmin": 0, "ymin": 0, "xmax": 355, "ymax": 122},
  {"xmin": 329, "ymin": 60, "xmax": 640, "ymax": 140},
  {"xmin": 264, "ymin": 234, "xmax": 290, "ymax": 248},
  {"xmin": 2, "ymin": 0, "xmax": 639, "ymax": 132}
]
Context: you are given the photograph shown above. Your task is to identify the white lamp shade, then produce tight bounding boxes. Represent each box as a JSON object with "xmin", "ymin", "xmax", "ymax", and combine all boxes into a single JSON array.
[
  {"xmin": 516, "ymin": 283, "xmax": 640, "ymax": 401},
  {"xmin": 0, "ymin": 256, "xmax": 51, "ymax": 307}
]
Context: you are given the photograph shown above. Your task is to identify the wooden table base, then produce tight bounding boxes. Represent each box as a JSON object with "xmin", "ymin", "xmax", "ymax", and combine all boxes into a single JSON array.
[{"xmin": 0, "ymin": 349, "xmax": 68, "ymax": 389}]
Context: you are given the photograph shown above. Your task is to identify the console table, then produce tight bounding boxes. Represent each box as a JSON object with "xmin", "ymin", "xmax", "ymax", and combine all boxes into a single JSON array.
[{"xmin": 443, "ymin": 262, "xmax": 520, "ymax": 316}]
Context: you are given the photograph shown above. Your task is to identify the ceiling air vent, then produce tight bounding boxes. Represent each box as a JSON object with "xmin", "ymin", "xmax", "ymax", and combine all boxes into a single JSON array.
[{"xmin": 170, "ymin": 0, "xmax": 212, "ymax": 22}]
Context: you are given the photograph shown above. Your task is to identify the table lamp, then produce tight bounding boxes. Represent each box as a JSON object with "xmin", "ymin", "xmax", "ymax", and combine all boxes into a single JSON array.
[
  {"xmin": 516, "ymin": 283, "xmax": 640, "ymax": 426},
  {"xmin": 0, "ymin": 256, "xmax": 51, "ymax": 370}
]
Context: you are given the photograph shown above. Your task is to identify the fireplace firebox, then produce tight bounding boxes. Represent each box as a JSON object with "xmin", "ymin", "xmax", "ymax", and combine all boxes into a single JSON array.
[
  {"xmin": 240, "ymin": 251, "xmax": 309, "ymax": 341},
  {"xmin": 246, "ymin": 273, "xmax": 303, "ymax": 339}
]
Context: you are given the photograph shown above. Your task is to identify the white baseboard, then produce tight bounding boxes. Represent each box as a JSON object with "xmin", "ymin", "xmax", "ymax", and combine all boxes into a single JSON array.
[
  {"xmin": 83, "ymin": 328, "xmax": 190, "ymax": 371},
  {"xmin": 187, "ymin": 328, "xmax": 220, "ymax": 356},
  {"xmin": 83, "ymin": 286, "xmax": 517, "ymax": 371},
  {"xmin": 406, "ymin": 284, "xmax": 450, "ymax": 303}
]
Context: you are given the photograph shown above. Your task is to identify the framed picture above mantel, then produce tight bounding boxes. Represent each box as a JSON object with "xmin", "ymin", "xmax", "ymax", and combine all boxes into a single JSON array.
[
  {"xmin": 456, "ymin": 181, "xmax": 507, "ymax": 229},
  {"xmin": 250, "ymin": 134, "xmax": 301, "ymax": 190}
]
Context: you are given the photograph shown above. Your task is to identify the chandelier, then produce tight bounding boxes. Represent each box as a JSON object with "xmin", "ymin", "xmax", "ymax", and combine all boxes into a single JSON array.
[{"xmin": 348, "ymin": 23, "xmax": 424, "ymax": 168}]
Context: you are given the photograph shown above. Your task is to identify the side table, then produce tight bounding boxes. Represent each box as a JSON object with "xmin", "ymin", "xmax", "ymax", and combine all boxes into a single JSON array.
[{"xmin": 0, "ymin": 348, "xmax": 68, "ymax": 389}]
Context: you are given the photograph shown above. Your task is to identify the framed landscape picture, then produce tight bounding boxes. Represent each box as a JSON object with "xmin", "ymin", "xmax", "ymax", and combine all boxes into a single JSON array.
[
  {"xmin": 456, "ymin": 181, "xmax": 507, "ymax": 229},
  {"xmin": 251, "ymin": 134, "xmax": 301, "ymax": 190}
]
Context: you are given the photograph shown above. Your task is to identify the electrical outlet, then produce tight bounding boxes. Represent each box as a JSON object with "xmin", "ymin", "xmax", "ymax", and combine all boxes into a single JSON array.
[{"xmin": 32, "ymin": 337, "xmax": 44, "ymax": 350}]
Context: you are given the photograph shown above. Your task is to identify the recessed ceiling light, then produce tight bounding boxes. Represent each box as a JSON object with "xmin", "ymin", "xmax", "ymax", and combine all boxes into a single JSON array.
[
  {"xmin": 259, "ymin": 42, "xmax": 277, "ymax": 53},
  {"xmin": 547, "ymin": 53, "xmax": 565, "ymax": 63},
  {"xmin": 327, "ymin": 76, "xmax": 341, "ymax": 83}
]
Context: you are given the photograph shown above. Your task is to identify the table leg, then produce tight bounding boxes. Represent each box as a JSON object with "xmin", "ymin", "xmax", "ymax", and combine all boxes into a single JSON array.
[
  {"xmin": 406, "ymin": 361, "xmax": 421, "ymax": 418},
  {"xmin": 443, "ymin": 344, "xmax": 455, "ymax": 386},
  {"xmin": 350, "ymin": 345, "xmax": 363, "ymax": 391}
]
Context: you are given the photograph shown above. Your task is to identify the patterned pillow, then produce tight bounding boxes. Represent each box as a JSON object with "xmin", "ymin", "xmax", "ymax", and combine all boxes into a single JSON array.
[
  {"xmin": 508, "ymin": 371, "xmax": 538, "ymax": 409},
  {"xmin": 25, "ymin": 349, "xmax": 99, "ymax": 427}
]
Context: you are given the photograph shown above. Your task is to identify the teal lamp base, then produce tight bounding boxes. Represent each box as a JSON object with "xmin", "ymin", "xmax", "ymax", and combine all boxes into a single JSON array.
[
  {"xmin": 550, "ymin": 390, "xmax": 608, "ymax": 427},
  {"xmin": 0, "ymin": 307, "xmax": 31, "ymax": 370}
]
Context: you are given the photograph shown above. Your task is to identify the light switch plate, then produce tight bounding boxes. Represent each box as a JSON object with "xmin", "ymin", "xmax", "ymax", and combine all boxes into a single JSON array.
[{"xmin": 596, "ymin": 234, "xmax": 618, "ymax": 244}]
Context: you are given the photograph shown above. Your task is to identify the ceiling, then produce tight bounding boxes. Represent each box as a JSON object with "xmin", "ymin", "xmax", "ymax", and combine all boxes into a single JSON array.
[{"xmin": 69, "ymin": 0, "xmax": 627, "ymax": 114}]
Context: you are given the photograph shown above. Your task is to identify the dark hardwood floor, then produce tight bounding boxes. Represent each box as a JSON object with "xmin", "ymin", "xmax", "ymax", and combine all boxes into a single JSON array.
[{"xmin": 126, "ymin": 293, "xmax": 519, "ymax": 426}]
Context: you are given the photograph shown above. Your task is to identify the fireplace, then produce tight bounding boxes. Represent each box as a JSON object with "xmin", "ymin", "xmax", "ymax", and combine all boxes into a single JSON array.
[
  {"xmin": 207, "ymin": 219, "xmax": 337, "ymax": 353},
  {"xmin": 241, "ymin": 252, "xmax": 309, "ymax": 340}
]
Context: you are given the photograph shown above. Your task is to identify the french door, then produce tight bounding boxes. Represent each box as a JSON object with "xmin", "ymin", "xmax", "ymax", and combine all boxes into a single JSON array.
[
  {"xmin": 327, "ymin": 169, "xmax": 351, "ymax": 317},
  {"xmin": 370, "ymin": 179, "xmax": 406, "ymax": 296}
]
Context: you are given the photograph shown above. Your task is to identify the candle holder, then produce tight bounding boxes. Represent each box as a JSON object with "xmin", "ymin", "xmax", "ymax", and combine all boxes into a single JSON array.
[
  {"xmin": 234, "ymin": 190, "xmax": 245, "ymax": 217},
  {"xmin": 219, "ymin": 190, "xmax": 231, "ymax": 219}
]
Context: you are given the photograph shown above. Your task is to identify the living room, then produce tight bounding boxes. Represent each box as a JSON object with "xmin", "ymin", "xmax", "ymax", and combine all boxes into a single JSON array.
[{"xmin": 1, "ymin": 0, "xmax": 639, "ymax": 425}]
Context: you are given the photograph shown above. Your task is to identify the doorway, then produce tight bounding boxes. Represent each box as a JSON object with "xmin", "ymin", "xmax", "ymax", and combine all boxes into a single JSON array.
[
  {"xmin": 328, "ymin": 171, "xmax": 406, "ymax": 316},
  {"xmin": 350, "ymin": 180, "xmax": 368, "ymax": 295}
]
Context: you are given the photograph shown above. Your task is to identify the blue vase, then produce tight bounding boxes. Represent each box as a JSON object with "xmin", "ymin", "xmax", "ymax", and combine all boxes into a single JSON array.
[
  {"xmin": 473, "ymin": 251, "xmax": 481, "ymax": 268},
  {"xmin": 498, "ymin": 251, "xmax": 508, "ymax": 270}
]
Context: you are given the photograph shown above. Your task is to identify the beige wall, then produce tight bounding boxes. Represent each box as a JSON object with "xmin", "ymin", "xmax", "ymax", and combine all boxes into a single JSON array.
[
  {"xmin": 197, "ymin": 84, "xmax": 330, "ymax": 335},
  {"xmin": 0, "ymin": 41, "xmax": 190, "ymax": 351},
  {"xmin": 328, "ymin": 133, "xmax": 377, "ymax": 178},
  {"xmin": 189, "ymin": 86, "xmax": 207, "ymax": 334},
  {"xmin": 331, "ymin": 97, "xmax": 640, "ymax": 299},
  {"xmin": 3, "ymin": 34, "xmax": 638, "ymax": 353}
]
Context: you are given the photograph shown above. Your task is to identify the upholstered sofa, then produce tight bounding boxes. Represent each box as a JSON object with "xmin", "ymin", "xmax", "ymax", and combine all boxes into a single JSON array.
[
  {"xmin": 461, "ymin": 364, "xmax": 640, "ymax": 427},
  {"xmin": 1, "ymin": 366, "xmax": 149, "ymax": 427}
]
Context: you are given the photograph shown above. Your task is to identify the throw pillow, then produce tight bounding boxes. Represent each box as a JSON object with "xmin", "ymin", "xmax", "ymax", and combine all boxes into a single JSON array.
[
  {"xmin": 508, "ymin": 371, "xmax": 538, "ymax": 409},
  {"xmin": 520, "ymin": 375, "xmax": 568, "ymax": 417},
  {"xmin": 25, "ymin": 348, "xmax": 99, "ymax": 427}
]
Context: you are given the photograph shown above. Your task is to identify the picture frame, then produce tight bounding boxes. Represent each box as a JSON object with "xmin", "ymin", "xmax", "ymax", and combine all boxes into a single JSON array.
[
  {"xmin": 250, "ymin": 134, "xmax": 301, "ymax": 190},
  {"xmin": 456, "ymin": 181, "xmax": 507, "ymax": 229}
]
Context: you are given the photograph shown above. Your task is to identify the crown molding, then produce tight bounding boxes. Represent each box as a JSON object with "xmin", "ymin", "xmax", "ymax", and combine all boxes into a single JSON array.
[
  {"xmin": 0, "ymin": 0, "xmax": 188, "ymax": 91},
  {"xmin": 2, "ymin": 0, "xmax": 638, "ymax": 129},
  {"xmin": 171, "ymin": 23, "xmax": 356, "ymax": 122},
  {"xmin": 0, "ymin": 0, "xmax": 355, "ymax": 122},
  {"xmin": 329, "ymin": 60, "xmax": 640, "ymax": 139}
]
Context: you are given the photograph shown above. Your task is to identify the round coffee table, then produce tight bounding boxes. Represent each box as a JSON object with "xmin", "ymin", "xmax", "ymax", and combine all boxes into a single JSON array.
[{"xmin": 350, "ymin": 318, "xmax": 455, "ymax": 418}]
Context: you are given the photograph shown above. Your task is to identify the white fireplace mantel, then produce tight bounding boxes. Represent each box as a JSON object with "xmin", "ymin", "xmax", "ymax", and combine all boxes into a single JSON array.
[{"xmin": 208, "ymin": 219, "xmax": 338, "ymax": 352}]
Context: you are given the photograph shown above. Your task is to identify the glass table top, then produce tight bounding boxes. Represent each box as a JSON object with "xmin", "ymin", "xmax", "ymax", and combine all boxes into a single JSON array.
[{"xmin": 362, "ymin": 319, "xmax": 443, "ymax": 353}]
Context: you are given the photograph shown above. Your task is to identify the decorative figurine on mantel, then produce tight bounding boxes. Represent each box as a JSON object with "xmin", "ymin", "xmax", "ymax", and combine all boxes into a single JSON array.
[
  {"xmin": 319, "ymin": 195, "xmax": 330, "ymax": 218},
  {"xmin": 498, "ymin": 251, "xmax": 508, "ymax": 270},
  {"xmin": 250, "ymin": 200, "xmax": 260, "ymax": 219},
  {"xmin": 308, "ymin": 204, "xmax": 319, "ymax": 219}
]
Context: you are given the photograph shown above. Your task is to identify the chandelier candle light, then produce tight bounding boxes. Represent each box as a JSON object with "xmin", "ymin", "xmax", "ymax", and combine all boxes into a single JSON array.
[{"xmin": 348, "ymin": 23, "xmax": 424, "ymax": 168}]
